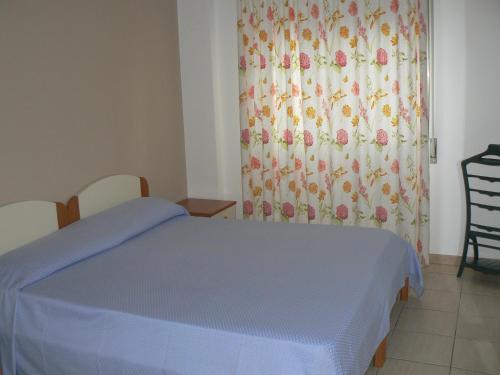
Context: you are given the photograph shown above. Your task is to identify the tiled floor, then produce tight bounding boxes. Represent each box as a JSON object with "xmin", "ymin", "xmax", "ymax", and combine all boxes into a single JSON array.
[{"xmin": 365, "ymin": 264, "xmax": 500, "ymax": 375}]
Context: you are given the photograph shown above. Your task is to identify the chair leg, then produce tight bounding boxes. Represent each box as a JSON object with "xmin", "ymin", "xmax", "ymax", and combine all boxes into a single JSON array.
[
  {"xmin": 457, "ymin": 232, "xmax": 470, "ymax": 278},
  {"xmin": 472, "ymin": 236, "xmax": 479, "ymax": 263},
  {"xmin": 457, "ymin": 263, "xmax": 465, "ymax": 278}
]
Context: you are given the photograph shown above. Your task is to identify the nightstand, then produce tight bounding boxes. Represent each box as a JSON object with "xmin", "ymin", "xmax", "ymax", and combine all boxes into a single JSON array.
[{"xmin": 177, "ymin": 198, "xmax": 236, "ymax": 219}]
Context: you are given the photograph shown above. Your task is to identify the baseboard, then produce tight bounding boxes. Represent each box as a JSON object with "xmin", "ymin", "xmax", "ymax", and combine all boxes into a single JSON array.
[{"xmin": 429, "ymin": 254, "xmax": 461, "ymax": 265}]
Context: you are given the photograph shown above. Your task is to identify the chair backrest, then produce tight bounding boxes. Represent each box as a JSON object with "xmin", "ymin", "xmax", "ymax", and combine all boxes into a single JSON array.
[{"xmin": 461, "ymin": 144, "xmax": 500, "ymax": 257}]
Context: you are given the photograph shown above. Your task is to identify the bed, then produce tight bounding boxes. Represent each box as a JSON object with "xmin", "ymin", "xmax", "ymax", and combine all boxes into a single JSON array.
[{"xmin": 0, "ymin": 175, "xmax": 423, "ymax": 375}]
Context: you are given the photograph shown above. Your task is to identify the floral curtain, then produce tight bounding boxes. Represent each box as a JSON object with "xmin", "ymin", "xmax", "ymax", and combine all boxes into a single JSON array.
[{"xmin": 238, "ymin": 0, "xmax": 430, "ymax": 264}]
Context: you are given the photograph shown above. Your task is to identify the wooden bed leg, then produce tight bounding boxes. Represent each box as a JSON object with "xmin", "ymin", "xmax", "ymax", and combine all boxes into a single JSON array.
[
  {"xmin": 373, "ymin": 336, "xmax": 387, "ymax": 368},
  {"xmin": 399, "ymin": 277, "xmax": 409, "ymax": 301}
]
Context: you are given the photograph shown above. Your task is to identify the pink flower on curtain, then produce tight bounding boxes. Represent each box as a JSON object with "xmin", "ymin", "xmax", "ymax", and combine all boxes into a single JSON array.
[
  {"xmin": 319, "ymin": 22, "xmax": 327, "ymax": 41},
  {"xmin": 391, "ymin": 160, "xmax": 400, "ymax": 174},
  {"xmin": 283, "ymin": 54, "xmax": 291, "ymax": 69},
  {"xmin": 311, "ymin": 4, "xmax": 320, "ymax": 19},
  {"xmin": 318, "ymin": 159, "xmax": 326, "ymax": 172},
  {"xmin": 336, "ymin": 204, "xmax": 349, "ymax": 220},
  {"xmin": 352, "ymin": 81, "xmax": 360, "ymax": 96},
  {"xmin": 260, "ymin": 54, "xmax": 266, "ymax": 69},
  {"xmin": 239, "ymin": 56, "xmax": 246, "ymax": 71},
  {"xmin": 308, "ymin": 205, "xmax": 316, "ymax": 220},
  {"xmin": 255, "ymin": 107, "xmax": 262, "ymax": 120},
  {"xmin": 295, "ymin": 158, "xmax": 302, "ymax": 170},
  {"xmin": 262, "ymin": 129, "xmax": 269, "ymax": 144},
  {"xmin": 270, "ymin": 83, "xmax": 277, "ymax": 96},
  {"xmin": 283, "ymin": 129, "xmax": 294, "ymax": 145},
  {"xmin": 375, "ymin": 206, "xmax": 388, "ymax": 223},
  {"xmin": 352, "ymin": 159, "xmax": 360, "ymax": 173},
  {"xmin": 282, "ymin": 202, "xmax": 295, "ymax": 218},
  {"xmin": 243, "ymin": 200, "xmax": 253, "ymax": 216},
  {"xmin": 336, "ymin": 129, "xmax": 349, "ymax": 145},
  {"xmin": 348, "ymin": 1, "xmax": 358, "ymax": 17},
  {"xmin": 400, "ymin": 186, "xmax": 410, "ymax": 205},
  {"xmin": 376, "ymin": 129, "xmax": 388, "ymax": 146},
  {"xmin": 300, "ymin": 52, "xmax": 311, "ymax": 70},
  {"xmin": 289, "ymin": 7, "xmax": 295, "ymax": 21},
  {"xmin": 304, "ymin": 130, "xmax": 314, "ymax": 146},
  {"xmin": 376, "ymin": 48, "xmax": 388, "ymax": 66},
  {"xmin": 315, "ymin": 83, "xmax": 323, "ymax": 97},
  {"xmin": 390, "ymin": 0, "xmax": 399, "ymax": 13},
  {"xmin": 248, "ymin": 85, "xmax": 254, "ymax": 98},
  {"xmin": 358, "ymin": 23, "xmax": 367, "ymax": 42},
  {"xmin": 251, "ymin": 156, "xmax": 261, "ymax": 170},
  {"xmin": 267, "ymin": 6, "xmax": 274, "ymax": 21},
  {"xmin": 399, "ymin": 15, "xmax": 409, "ymax": 38},
  {"xmin": 263, "ymin": 201, "xmax": 273, "ymax": 216},
  {"xmin": 392, "ymin": 80, "xmax": 400, "ymax": 94},
  {"xmin": 335, "ymin": 50, "xmax": 347, "ymax": 67},
  {"xmin": 241, "ymin": 129, "xmax": 250, "ymax": 145}
]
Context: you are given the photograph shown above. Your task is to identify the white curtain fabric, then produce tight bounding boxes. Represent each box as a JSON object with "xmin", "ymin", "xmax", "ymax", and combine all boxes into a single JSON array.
[{"xmin": 238, "ymin": 0, "xmax": 430, "ymax": 264}]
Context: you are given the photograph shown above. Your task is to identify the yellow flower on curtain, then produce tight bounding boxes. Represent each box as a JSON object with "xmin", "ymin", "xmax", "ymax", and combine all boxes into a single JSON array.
[{"xmin": 238, "ymin": 0, "xmax": 430, "ymax": 264}]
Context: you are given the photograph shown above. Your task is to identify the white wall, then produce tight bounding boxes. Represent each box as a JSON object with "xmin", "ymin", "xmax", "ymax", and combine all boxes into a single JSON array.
[
  {"xmin": 177, "ymin": 0, "xmax": 242, "ymax": 214},
  {"xmin": 430, "ymin": 0, "xmax": 500, "ymax": 257},
  {"xmin": 178, "ymin": 0, "xmax": 500, "ymax": 255}
]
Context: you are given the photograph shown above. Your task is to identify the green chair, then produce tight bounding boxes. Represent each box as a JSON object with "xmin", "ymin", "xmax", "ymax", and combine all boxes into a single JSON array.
[{"xmin": 457, "ymin": 144, "xmax": 500, "ymax": 277}]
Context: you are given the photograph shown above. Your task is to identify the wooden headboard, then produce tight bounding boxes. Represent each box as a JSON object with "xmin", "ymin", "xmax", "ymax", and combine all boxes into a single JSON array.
[
  {"xmin": 67, "ymin": 175, "xmax": 149, "ymax": 224},
  {"xmin": 0, "ymin": 201, "xmax": 67, "ymax": 256}
]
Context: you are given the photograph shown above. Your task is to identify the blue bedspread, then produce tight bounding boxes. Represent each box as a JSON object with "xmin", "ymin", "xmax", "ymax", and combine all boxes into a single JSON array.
[{"xmin": 0, "ymin": 198, "xmax": 423, "ymax": 375}]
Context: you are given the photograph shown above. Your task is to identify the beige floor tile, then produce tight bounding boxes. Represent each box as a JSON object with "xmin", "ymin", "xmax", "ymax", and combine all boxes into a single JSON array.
[
  {"xmin": 408, "ymin": 289, "xmax": 460, "ymax": 312},
  {"xmin": 387, "ymin": 331, "xmax": 453, "ymax": 366},
  {"xmin": 364, "ymin": 364, "xmax": 378, "ymax": 375},
  {"xmin": 377, "ymin": 359, "xmax": 449, "ymax": 375},
  {"xmin": 451, "ymin": 368, "xmax": 492, "ymax": 375},
  {"xmin": 390, "ymin": 300, "xmax": 405, "ymax": 330},
  {"xmin": 462, "ymin": 269, "xmax": 499, "ymax": 281},
  {"xmin": 396, "ymin": 308, "xmax": 457, "ymax": 336},
  {"xmin": 452, "ymin": 338, "xmax": 500, "ymax": 375},
  {"xmin": 462, "ymin": 276, "xmax": 500, "ymax": 297},
  {"xmin": 424, "ymin": 264, "xmax": 460, "ymax": 275},
  {"xmin": 424, "ymin": 272, "xmax": 462, "ymax": 292},
  {"xmin": 429, "ymin": 254, "xmax": 461, "ymax": 266},
  {"xmin": 460, "ymin": 294, "xmax": 500, "ymax": 318},
  {"xmin": 457, "ymin": 314, "xmax": 500, "ymax": 343}
]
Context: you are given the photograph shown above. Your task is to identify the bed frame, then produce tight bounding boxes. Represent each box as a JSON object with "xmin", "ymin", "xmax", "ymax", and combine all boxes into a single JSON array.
[
  {"xmin": 67, "ymin": 175, "xmax": 149, "ymax": 224},
  {"xmin": 0, "ymin": 200, "xmax": 68, "ymax": 257},
  {"xmin": 0, "ymin": 175, "xmax": 410, "ymax": 372}
]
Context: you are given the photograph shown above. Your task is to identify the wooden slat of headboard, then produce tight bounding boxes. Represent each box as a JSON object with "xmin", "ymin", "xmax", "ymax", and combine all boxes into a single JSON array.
[
  {"xmin": 140, "ymin": 176, "xmax": 150, "ymax": 197},
  {"xmin": 56, "ymin": 202, "xmax": 69, "ymax": 229},
  {"xmin": 66, "ymin": 196, "xmax": 81, "ymax": 225}
]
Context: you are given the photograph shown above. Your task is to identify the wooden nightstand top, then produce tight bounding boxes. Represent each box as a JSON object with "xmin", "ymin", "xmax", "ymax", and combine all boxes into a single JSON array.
[{"xmin": 177, "ymin": 198, "xmax": 236, "ymax": 217}]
